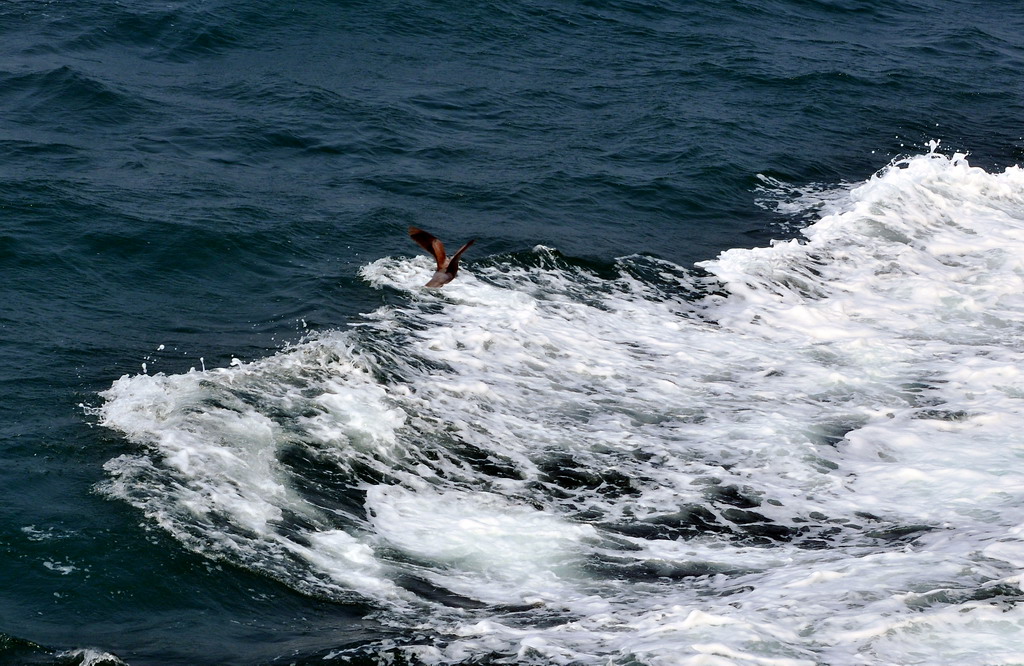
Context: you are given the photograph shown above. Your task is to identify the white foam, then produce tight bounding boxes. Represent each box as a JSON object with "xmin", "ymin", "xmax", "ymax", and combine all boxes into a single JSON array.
[
  {"xmin": 97, "ymin": 333, "xmax": 411, "ymax": 602},
  {"xmin": 98, "ymin": 151, "xmax": 1024, "ymax": 664},
  {"xmin": 366, "ymin": 484, "xmax": 598, "ymax": 605},
  {"xmin": 43, "ymin": 560, "xmax": 80, "ymax": 575},
  {"xmin": 55, "ymin": 649, "xmax": 127, "ymax": 666}
]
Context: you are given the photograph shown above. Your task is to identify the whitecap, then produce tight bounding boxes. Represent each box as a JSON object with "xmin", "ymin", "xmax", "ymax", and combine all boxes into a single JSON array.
[{"xmin": 98, "ymin": 151, "xmax": 1024, "ymax": 664}]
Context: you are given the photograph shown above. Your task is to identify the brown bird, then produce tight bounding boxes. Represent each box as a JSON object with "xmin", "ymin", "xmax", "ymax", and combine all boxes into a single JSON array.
[{"xmin": 408, "ymin": 227, "xmax": 476, "ymax": 288}]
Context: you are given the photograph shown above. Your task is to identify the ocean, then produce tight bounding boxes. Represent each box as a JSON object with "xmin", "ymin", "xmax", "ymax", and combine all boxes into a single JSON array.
[{"xmin": 3, "ymin": 0, "xmax": 1024, "ymax": 664}]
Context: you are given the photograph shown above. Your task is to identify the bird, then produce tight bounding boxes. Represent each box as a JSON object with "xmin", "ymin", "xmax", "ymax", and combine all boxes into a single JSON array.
[{"xmin": 408, "ymin": 227, "xmax": 475, "ymax": 288}]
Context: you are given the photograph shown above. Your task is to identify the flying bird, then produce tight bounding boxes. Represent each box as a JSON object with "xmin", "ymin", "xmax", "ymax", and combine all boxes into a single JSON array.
[{"xmin": 408, "ymin": 227, "xmax": 475, "ymax": 288}]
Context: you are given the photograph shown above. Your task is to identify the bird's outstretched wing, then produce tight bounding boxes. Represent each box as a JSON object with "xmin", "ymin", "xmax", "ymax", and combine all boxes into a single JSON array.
[
  {"xmin": 408, "ymin": 227, "xmax": 446, "ymax": 270},
  {"xmin": 445, "ymin": 239, "xmax": 476, "ymax": 277}
]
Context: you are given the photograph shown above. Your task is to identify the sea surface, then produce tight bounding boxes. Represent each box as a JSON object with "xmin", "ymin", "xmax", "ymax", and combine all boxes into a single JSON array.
[{"xmin": 3, "ymin": 1, "xmax": 1024, "ymax": 664}]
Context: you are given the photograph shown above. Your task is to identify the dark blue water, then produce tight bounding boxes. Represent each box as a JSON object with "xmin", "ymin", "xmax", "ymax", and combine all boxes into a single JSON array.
[{"xmin": 3, "ymin": 1, "xmax": 1024, "ymax": 663}]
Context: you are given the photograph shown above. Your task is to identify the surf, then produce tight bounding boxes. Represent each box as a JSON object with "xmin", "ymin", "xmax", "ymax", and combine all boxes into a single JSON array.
[{"xmin": 97, "ymin": 150, "xmax": 1024, "ymax": 664}]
